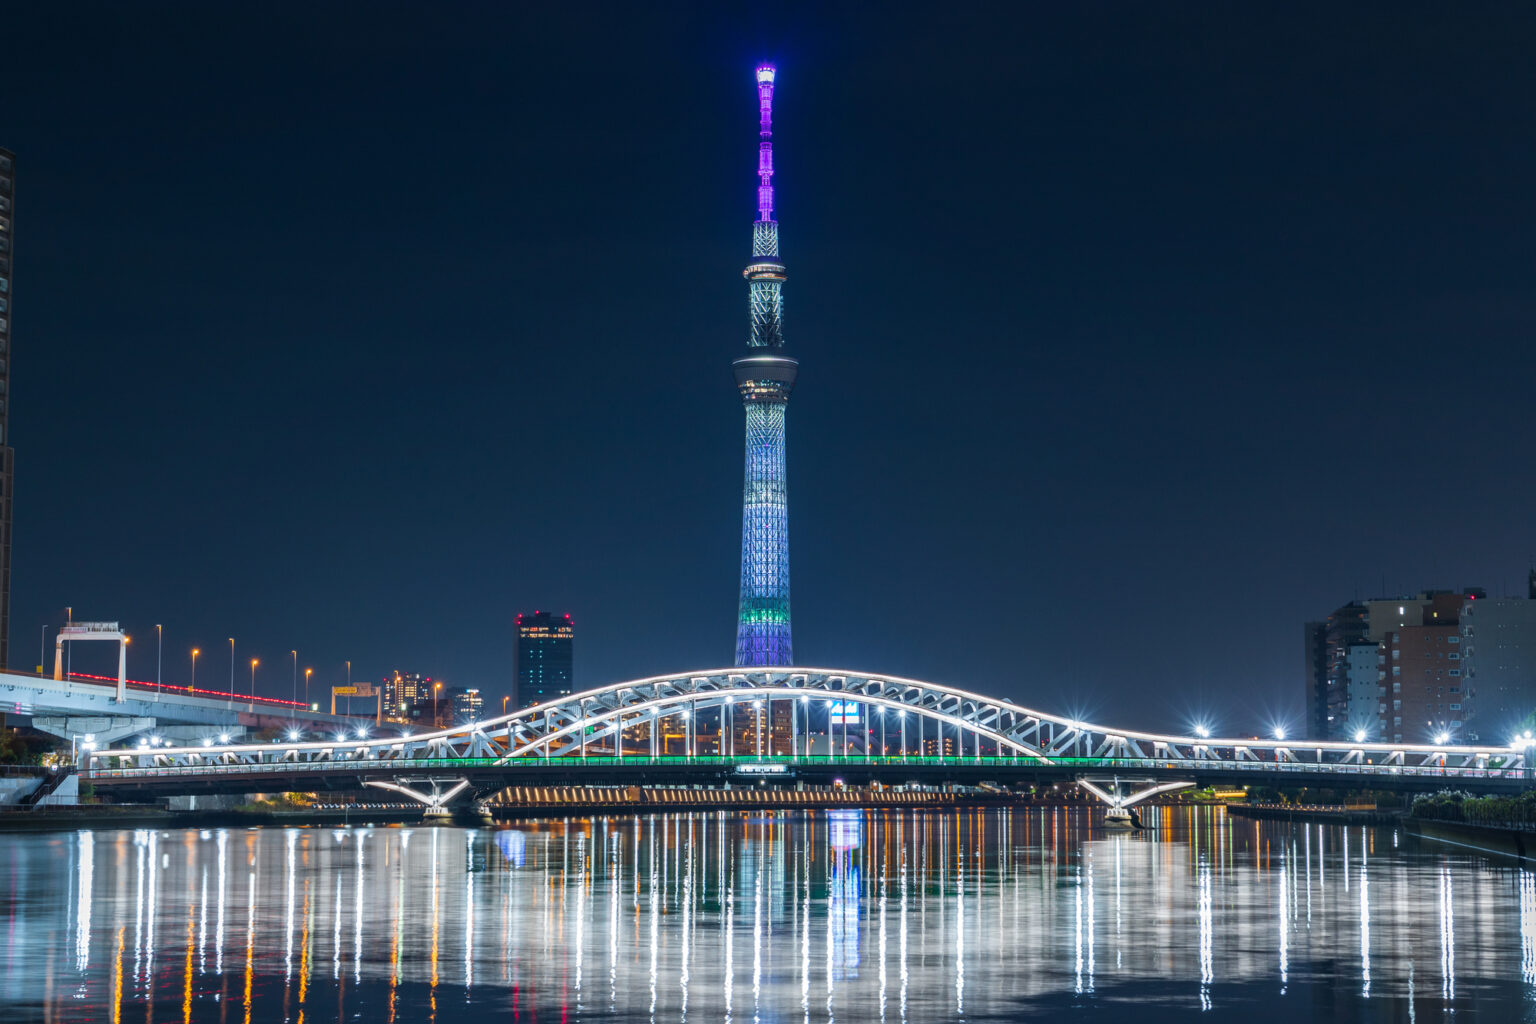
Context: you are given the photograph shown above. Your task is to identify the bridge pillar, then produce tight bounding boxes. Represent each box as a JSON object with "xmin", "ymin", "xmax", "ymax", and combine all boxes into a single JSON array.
[
  {"xmin": 32, "ymin": 716, "xmax": 156, "ymax": 752},
  {"xmin": 363, "ymin": 777, "xmax": 474, "ymax": 817},
  {"xmin": 1077, "ymin": 775, "xmax": 1194, "ymax": 811}
]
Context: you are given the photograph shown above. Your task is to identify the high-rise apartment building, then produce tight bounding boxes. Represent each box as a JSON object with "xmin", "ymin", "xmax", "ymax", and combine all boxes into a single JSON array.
[
  {"xmin": 515, "ymin": 611, "xmax": 573, "ymax": 708},
  {"xmin": 1457, "ymin": 575, "xmax": 1536, "ymax": 744},
  {"xmin": 381, "ymin": 672, "xmax": 434, "ymax": 720},
  {"xmin": 1308, "ymin": 588, "xmax": 1509, "ymax": 744},
  {"xmin": 0, "ymin": 149, "xmax": 14, "ymax": 668}
]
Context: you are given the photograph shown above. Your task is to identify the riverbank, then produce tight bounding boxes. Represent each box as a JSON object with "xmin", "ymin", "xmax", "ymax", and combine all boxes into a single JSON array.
[
  {"xmin": 1225, "ymin": 803, "xmax": 1402, "ymax": 827},
  {"xmin": 1224, "ymin": 801, "xmax": 1536, "ymax": 862}
]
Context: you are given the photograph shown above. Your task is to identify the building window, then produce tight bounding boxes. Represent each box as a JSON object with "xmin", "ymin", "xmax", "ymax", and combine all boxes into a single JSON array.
[
  {"xmin": 1448, "ymin": 636, "xmax": 1459, "ymax": 644},
  {"xmin": 1449, "ymin": 669, "xmax": 1460, "ymax": 677},
  {"xmin": 1449, "ymin": 703, "xmax": 1461, "ymax": 710}
]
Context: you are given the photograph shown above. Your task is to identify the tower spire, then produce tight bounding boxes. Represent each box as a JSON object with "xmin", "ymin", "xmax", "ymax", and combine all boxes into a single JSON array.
[{"xmin": 734, "ymin": 64, "xmax": 797, "ymax": 667}]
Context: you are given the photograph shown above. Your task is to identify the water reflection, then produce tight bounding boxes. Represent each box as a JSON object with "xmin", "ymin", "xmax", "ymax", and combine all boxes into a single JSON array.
[{"xmin": 0, "ymin": 808, "xmax": 1534, "ymax": 1020}]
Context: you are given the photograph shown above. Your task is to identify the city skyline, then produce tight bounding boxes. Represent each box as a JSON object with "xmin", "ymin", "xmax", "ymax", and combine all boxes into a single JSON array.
[{"xmin": 5, "ymin": 5, "xmax": 1536, "ymax": 734}]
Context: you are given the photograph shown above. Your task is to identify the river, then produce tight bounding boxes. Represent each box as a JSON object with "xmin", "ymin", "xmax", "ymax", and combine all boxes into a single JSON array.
[{"xmin": 0, "ymin": 806, "xmax": 1531, "ymax": 1022}]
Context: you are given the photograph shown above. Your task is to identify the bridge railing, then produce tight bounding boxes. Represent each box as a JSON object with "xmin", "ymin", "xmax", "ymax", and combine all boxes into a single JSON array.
[{"xmin": 83, "ymin": 752, "xmax": 1536, "ymax": 783}]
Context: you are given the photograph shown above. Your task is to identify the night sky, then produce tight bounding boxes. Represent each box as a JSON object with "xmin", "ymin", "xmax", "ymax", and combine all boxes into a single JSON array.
[{"xmin": 6, "ymin": 3, "xmax": 1535, "ymax": 733}]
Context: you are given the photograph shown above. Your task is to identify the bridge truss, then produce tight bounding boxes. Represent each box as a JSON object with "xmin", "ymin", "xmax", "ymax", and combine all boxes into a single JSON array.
[{"xmin": 85, "ymin": 668, "xmax": 1532, "ymax": 805}]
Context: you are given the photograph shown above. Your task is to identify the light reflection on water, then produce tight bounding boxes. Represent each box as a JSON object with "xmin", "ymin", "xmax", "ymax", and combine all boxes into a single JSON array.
[{"xmin": 0, "ymin": 807, "xmax": 1533, "ymax": 1021}]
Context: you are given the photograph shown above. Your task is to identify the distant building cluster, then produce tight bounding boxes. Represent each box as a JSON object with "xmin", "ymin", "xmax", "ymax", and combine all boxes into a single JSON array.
[
  {"xmin": 1304, "ymin": 570, "xmax": 1536, "ymax": 745},
  {"xmin": 379, "ymin": 672, "xmax": 482, "ymax": 726}
]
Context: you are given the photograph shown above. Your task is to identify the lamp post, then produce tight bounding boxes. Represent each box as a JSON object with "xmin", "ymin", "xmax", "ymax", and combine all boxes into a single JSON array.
[
  {"xmin": 39, "ymin": 625, "xmax": 46, "ymax": 677},
  {"xmin": 899, "ymin": 709, "xmax": 907, "ymax": 759},
  {"xmin": 433, "ymin": 681, "xmax": 442, "ymax": 728},
  {"xmin": 290, "ymin": 650, "xmax": 297, "ymax": 718},
  {"xmin": 155, "ymin": 624, "xmax": 163, "ymax": 698},
  {"xmin": 304, "ymin": 668, "xmax": 313, "ymax": 711},
  {"xmin": 250, "ymin": 658, "xmax": 259, "ymax": 706},
  {"xmin": 191, "ymin": 648, "xmax": 200, "ymax": 690},
  {"xmin": 502, "ymin": 695, "xmax": 510, "ymax": 717},
  {"xmin": 228, "ymin": 638, "xmax": 235, "ymax": 703}
]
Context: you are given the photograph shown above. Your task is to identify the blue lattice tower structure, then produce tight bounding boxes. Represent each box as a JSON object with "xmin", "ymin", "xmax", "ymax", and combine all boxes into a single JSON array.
[{"xmin": 734, "ymin": 65, "xmax": 798, "ymax": 667}]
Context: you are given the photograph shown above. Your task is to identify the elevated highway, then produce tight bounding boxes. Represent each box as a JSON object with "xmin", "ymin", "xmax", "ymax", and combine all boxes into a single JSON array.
[{"xmin": 0, "ymin": 669, "xmax": 367, "ymax": 748}]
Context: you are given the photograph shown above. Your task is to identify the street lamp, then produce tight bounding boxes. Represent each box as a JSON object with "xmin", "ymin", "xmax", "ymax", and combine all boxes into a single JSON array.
[
  {"xmin": 228, "ymin": 638, "xmax": 235, "ymax": 701},
  {"xmin": 250, "ymin": 658, "xmax": 259, "ymax": 704},
  {"xmin": 1193, "ymin": 723, "xmax": 1210, "ymax": 739},
  {"xmin": 191, "ymin": 648, "xmax": 200, "ymax": 690},
  {"xmin": 1354, "ymin": 728, "xmax": 1368, "ymax": 743},
  {"xmin": 290, "ymin": 650, "xmax": 298, "ymax": 716},
  {"xmin": 305, "ymin": 668, "xmax": 313, "ymax": 710},
  {"xmin": 155, "ymin": 624, "xmax": 163, "ymax": 696},
  {"xmin": 39, "ymin": 624, "xmax": 47, "ymax": 677},
  {"xmin": 502, "ymin": 695, "xmax": 510, "ymax": 717},
  {"xmin": 1272, "ymin": 726, "xmax": 1286, "ymax": 741},
  {"xmin": 434, "ymin": 681, "xmax": 443, "ymax": 728}
]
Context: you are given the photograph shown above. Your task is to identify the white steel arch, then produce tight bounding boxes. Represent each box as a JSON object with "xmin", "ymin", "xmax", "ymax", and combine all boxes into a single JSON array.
[{"xmin": 86, "ymin": 666, "xmax": 1530, "ymax": 779}]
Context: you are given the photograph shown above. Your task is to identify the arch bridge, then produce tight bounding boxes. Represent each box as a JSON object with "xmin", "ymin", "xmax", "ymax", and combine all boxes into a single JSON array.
[{"xmin": 84, "ymin": 668, "xmax": 1534, "ymax": 810}]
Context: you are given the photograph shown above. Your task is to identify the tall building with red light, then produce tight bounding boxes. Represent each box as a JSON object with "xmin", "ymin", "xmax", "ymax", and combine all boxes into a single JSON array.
[{"xmin": 514, "ymin": 611, "xmax": 574, "ymax": 708}]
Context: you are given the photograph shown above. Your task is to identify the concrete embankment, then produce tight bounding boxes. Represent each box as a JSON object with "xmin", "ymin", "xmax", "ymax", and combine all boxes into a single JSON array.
[
  {"xmin": 1225, "ymin": 803, "xmax": 1402, "ymax": 827},
  {"xmin": 1225, "ymin": 803, "xmax": 1536, "ymax": 861}
]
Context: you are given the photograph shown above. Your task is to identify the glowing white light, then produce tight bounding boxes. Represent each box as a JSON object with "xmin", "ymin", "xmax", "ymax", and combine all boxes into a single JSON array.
[
  {"xmin": 1355, "ymin": 729, "xmax": 1367, "ymax": 743},
  {"xmin": 287, "ymin": 730, "xmax": 300, "ymax": 741},
  {"xmin": 1435, "ymin": 732, "xmax": 1449, "ymax": 745},
  {"xmin": 1194, "ymin": 724, "xmax": 1210, "ymax": 739},
  {"xmin": 218, "ymin": 734, "xmax": 230, "ymax": 744},
  {"xmin": 201, "ymin": 738, "xmax": 213, "ymax": 747},
  {"xmin": 1273, "ymin": 727, "xmax": 1287, "ymax": 741}
]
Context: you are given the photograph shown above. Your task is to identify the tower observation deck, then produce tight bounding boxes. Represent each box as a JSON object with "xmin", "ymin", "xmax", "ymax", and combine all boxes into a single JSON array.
[{"xmin": 734, "ymin": 64, "xmax": 797, "ymax": 667}]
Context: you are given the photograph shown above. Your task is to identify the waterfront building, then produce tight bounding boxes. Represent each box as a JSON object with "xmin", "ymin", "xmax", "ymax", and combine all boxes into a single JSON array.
[
  {"xmin": 733, "ymin": 65, "xmax": 798, "ymax": 667},
  {"xmin": 515, "ymin": 611, "xmax": 574, "ymax": 707},
  {"xmin": 1457, "ymin": 575, "xmax": 1536, "ymax": 744}
]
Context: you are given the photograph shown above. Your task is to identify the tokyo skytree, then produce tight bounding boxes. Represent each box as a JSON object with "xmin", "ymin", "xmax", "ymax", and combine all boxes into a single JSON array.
[{"xmin": 733, "ymin": 64, "xmax": 797, "ymax": 667}]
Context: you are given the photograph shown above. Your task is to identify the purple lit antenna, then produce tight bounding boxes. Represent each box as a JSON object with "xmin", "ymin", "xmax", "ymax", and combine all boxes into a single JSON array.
[{"xmin": 756, "ymin": 65, "xmax": 776, "ymax": 223}]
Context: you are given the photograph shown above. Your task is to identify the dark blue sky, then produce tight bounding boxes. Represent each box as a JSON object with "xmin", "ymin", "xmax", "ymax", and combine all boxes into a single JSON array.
[{"xmin": 6, "ymin": 3, "xmax": 1535, "ymax": 733}]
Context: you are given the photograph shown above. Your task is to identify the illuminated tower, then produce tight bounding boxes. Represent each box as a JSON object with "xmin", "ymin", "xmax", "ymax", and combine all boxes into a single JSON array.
[{"xmin": 734, "ymin": 65, "xmax": 797, "ymax": 666}]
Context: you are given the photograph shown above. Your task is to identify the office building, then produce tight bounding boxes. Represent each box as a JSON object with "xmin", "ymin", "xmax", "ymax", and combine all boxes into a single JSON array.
[
  {"xmin": 450, "ymin": 687, "xmax": 484, "ymax": 724},
  {"xmin": 515, "ymin": 611, "xmax": 574, "ymax": 707}
]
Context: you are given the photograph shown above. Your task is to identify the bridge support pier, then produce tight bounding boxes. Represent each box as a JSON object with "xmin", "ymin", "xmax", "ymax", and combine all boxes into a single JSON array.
[
  {"xmin": 363, "ymin": 777, "xmax": 474, "ymax": 818},
  {"xmin": 32, "ymin": 716, "xmax": 155, "ymax": 752},
  {"xmin": 1077, "ymin": 775, "xmax": 1194, "ymax": 812}
]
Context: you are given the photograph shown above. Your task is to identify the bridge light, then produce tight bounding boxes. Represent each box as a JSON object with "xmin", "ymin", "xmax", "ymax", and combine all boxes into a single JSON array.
[
  {"xmin": 1272, "ymin": 727, "xmax": 1286, "ymax": 741},
  {"xmin": 1434, "ymin": 731, "xmax": 1449, "ymax": 745},
  {"xmin": 287, "ymin": 729, "xmax": 301, "ymax": 741},
  {"xmin": 201, "ymin": 737, "xmax": 212, "ymax": 747},
  {"xmin": 800, "ymin": 695, "xmax": 808, "ymax": 703},
  {"xmin": 218, "ymin": 734, "xmax": 230, "ymax": 744},
  {"xmin": 1354, "ymin": 729, "xmax": 1367, "ymax": 743},
  {"xmin": 1193, "ymin": 724, "xmax": 1210, "ymax": 739}
]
